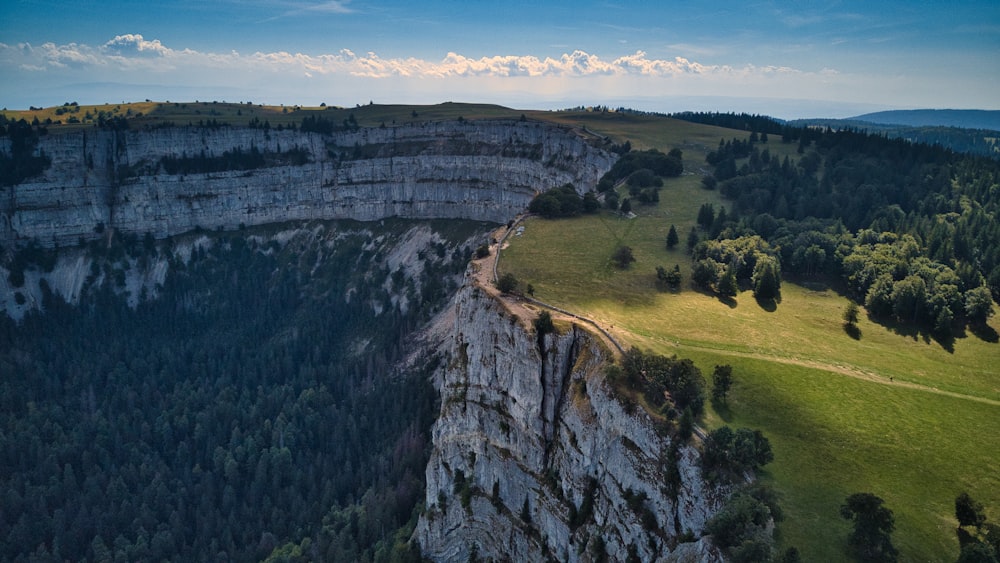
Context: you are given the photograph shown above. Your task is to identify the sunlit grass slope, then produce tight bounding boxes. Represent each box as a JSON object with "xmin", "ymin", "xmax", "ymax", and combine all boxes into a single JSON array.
[{"xmin": 500, "ymin": 116, "xmax": 1000, "ymax": 561}]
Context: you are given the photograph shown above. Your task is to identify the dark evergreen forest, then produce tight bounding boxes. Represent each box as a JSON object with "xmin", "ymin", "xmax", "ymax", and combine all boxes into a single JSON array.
[{"xmin": 0, "ymin": 220, "xmax": 487, "ymax": 562}]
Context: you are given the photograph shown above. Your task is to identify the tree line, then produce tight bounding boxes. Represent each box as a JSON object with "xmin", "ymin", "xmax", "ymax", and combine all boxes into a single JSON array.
[{"xmin": 159, "ymin": 145, "xmax": 311, "ymax": 175}]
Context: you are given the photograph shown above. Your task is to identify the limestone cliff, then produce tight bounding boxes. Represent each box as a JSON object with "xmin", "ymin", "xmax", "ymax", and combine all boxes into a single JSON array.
[
  {"xmin": 0, "ymin": 120, "xmax": 614, "ymax": 248},
  {"xmin": 414, "ymin": 279, "xmax": 727, "ymax": 562}
]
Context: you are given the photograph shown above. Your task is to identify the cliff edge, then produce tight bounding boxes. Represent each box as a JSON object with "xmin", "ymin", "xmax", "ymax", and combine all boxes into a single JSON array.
[
  {"xmin": 1, "ymin": 120, "xmax": 614, "ymax": 248},
  {"xmin": 413, "ymin": 269, "xmax": 727, "ymax": 562}
]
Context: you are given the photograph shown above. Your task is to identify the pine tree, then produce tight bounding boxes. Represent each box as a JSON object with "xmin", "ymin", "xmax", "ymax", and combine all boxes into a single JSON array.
[{"xmin": 666, "ymin": 225, "xmax": 679, "ymax": 249}]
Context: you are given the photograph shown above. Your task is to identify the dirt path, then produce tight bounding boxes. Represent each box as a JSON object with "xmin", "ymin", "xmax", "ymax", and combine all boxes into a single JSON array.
[
  {"xmin": 487, "ymin": 219, "xmax": 999, "ymax": 409},
  {"xmin": 617, "ymin": 330, "xmax": 1000, "ymax": 408}
]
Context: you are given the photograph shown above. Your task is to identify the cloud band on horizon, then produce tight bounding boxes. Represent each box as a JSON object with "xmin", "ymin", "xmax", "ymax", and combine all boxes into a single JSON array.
[{"xmin": 3, "ymin": 34, "xmax": 818, "ymax": 80}]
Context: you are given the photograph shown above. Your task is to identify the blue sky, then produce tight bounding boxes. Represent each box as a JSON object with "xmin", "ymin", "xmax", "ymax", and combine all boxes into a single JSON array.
[{"xmin": 2, "ymin": 0, "xmax": 998, "ymax": 118}]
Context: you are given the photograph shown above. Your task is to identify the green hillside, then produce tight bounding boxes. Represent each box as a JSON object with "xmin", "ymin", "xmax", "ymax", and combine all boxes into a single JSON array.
[{"xmin": 500, "ymin": 111, "xmax": 1000, "ymax": 561}]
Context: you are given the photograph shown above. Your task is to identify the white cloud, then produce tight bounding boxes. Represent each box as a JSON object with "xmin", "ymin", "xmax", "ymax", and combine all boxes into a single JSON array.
[
  {"xmin": 0, "ymin": 35, "xmax": 821, "ymax": 81},
  {"xmin": 304, "ymin": 0, "xmax": 354, "ymax": 14},
  {"xmin": 14, "ymin": 33, "xmax": 993, "ymax": 116},
  {"xmin": 104, "ymin": 34, "xmax": 172, "ymax": 57}
]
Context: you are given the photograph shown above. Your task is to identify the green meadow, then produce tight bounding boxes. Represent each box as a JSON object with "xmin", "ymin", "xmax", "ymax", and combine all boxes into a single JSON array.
[{"xmin": 499, "ymin": 113, "xmax": 1000, "ymax": 561}]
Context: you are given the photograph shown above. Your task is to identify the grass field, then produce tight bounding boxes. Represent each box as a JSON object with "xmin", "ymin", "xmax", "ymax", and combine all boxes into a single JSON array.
[{"xmin": 499, "ymin": 115, "xmax": 1000, "ymax": 561}]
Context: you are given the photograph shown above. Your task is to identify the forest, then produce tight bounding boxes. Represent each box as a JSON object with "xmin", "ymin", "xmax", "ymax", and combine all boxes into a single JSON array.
[
  {"xmin": 0, "ymin": 220, "xmax": 486, "ymax": 562},
  {"xmin": 673, "ymin": 113, "xmax": 1000, "ymax": 339}
]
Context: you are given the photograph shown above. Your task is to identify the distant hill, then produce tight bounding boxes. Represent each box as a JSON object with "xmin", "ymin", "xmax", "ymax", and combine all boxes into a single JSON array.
[{"xmin": 851, "ymin": 109, "xmax": 1000, "ymax": 130}]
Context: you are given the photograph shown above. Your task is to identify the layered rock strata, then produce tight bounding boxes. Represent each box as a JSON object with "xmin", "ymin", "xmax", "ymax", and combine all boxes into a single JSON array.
[{"xmin": 1, "ymin": 120, "xmax": 614, "ymax": 248}]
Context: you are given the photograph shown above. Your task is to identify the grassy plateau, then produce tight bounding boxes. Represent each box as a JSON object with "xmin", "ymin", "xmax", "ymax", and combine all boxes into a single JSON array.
[{"xmin": 498, "ymin": 111, "xmax": 1000, "ymax": 561}]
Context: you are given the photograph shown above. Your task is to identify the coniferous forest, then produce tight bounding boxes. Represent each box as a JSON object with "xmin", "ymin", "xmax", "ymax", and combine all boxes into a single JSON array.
[{"xmin": 0, "ymin": 220, "xmax": 486, "ymax": 562}]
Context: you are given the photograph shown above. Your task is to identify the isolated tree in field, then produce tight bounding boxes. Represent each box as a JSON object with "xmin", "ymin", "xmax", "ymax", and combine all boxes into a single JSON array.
[
  {"xmin": 496, "ymin": 273, "xmax": 519, "ymax": 294},
  {"xmin": 666, "ymin": 225, "xmax": 679, "ymax": 249},
  {"xmin": 656, "ymin": 264, "xmax": 682, "ymax": 291},
  {"xmin": 613, "ymin": 246, "xmax": 636, "ymax": 269},
  {"xmin": 712, "ymin": 365, "xmax": 733, "ymax": 403},
  {"xmin": 955, "ymin": 492, "xmax": 987, "ymax": 529},
  {"xmin": 843, "ymin": 301, "xmax": 860, "ymax": 326},
  {"xmin": 840, "ymin": 493, "xmax": 898, "ymax": 563},
  {"xmin": 620, "ymin": 197, "xmax": 632, "ymax": 215}
]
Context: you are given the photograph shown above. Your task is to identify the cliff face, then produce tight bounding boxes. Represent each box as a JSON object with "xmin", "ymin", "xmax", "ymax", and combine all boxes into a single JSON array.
[
  {"xmin": 414, "ymin": 281, "xmax": 726, "ymax": 562},
  {"xmin": 1, "ymin": 120, "xmax": 614, "ymax": 248}
]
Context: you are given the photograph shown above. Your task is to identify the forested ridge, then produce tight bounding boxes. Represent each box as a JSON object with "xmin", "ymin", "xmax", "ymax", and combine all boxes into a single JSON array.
[
  {"xmin": 672, "ymin": 112, "xmax": 1000, "ymax": 339},
  {"xmin": 0, "ymin": 220, "xmax": 487, "ymax": 562}
]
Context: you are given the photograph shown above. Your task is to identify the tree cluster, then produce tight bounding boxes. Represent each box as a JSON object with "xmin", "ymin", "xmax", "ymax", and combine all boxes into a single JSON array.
[
  {"xmin": 700, "ymin": 426, "xmax": 774, "ymax": 483},
  {"xmin": 528, "ymin": 184, "xmax": 599, "ymax": 218},
  {"xmin": 655, "ymin": 264, "xmax": 682, "ymax": 291},
  {"xmin": 690, "ymin": 235, "xmax": 782, "ymax": 299},
  {"xmin": 705, "ymin": 484, "xmax": 784, "ymax": 563},
  {"xmin": 620, "ymin": 348, "xmax": 707, "ymax": 417},
  {"xmin": 842, "ymin": 231, "xmax": 994, "ymax": 334},
  {"xmin": 0, "ymin": 119, "xmax": 51, "ymax": 186},
  {"xmin": 596, "ymin": 148, "xmax": 683, "ymax": 192}
]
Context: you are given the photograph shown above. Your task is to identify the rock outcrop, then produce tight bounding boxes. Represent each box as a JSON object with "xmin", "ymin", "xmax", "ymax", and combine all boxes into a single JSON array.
[
  {"xmin": 414, "ymin": 279, "xmax": 726, "ymax": 562},
  {"xmin": 0, "ymin": 120, "xmax": 614, "ymax": 248}
]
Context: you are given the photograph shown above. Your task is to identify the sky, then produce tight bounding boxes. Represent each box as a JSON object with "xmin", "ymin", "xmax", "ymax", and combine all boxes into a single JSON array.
[{"xmin": 1, "ymin": 0, "xmax": 998, "ymax": 119}]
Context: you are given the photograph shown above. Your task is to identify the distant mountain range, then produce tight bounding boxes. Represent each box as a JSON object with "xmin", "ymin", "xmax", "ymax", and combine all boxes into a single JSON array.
[
  {"xmin": 848, "ymin": 109, "xmax": 1000, "ymax": 131},
  {"xmin": 788, "ymin": 110, "xmax": 1000, "ymax": 159}
]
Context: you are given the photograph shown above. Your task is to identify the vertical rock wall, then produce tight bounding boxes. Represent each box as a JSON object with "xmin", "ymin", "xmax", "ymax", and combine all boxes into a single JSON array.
[
  {"xmin": 414, "ymin": 282, "xmax": 726, "ymax": 562},
  {"xmin": 0, "ymin": 121, "xmax": 615, "ymax": 248}
]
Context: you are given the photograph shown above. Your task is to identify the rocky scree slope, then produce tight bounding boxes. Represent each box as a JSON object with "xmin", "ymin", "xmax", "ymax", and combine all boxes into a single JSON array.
[
  {"xmin": 0, "ymin": 120, "xmax": 613, "ymax": 249},
  {"xmin": 414, "ymin": 278, "xmax": 728, "ymax": 562}
]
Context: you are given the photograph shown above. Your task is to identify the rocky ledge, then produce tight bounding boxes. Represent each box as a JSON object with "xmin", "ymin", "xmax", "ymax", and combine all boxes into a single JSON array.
[{"xmin": 1, "ymin": 120, "xmax": 615, "ymax": 248}]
